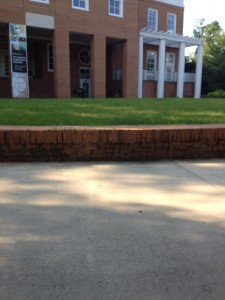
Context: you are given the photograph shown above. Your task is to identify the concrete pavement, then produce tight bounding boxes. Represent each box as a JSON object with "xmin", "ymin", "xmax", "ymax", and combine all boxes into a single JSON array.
[{"xmin": 1, "ymin": 160, "xmax": 225, "ymax": 300}]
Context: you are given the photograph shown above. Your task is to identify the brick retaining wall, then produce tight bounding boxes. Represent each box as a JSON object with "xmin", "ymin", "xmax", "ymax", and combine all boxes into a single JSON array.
[{"xmin": 0, "ymin": 125, "xmax": 225, "ymax": 162}]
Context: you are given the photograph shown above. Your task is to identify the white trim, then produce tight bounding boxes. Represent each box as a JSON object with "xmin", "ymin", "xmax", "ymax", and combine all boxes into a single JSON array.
[
  {"xmin": 72, "ymin": 0, "xmax": 89, "ymax": 11},
  {"xmin": 26, "ymin": 13, "xmax": 55, "ymax": 29},
  {"xmin": 139, "ymin": 29, "xmax": 203, "ymax": 99},
  {"xmin": 80, "ymin": 67, "xmax": 91, "ymax": 98},
  {"xmin": 138, "ymin": 36, "xmax": 144, "ymax": 98},
  {"xmin": 155, "ymin": 0, "xmax": 184, "ymax": 7},
  {"xmin": 167, "ymin": 12, "xmax": 177, "ymax": 34},
  {"xmin": 146, "ymin": 50, "xmax": 157, "ymax": 72},
  {"xmin": 47, "ymin": 43, "xmax": 54, "ymax": 72},
  {"xmin": 140, "ymin": 29, "xmax": 204, "ymax": 47},
  {"xmin": 30, "ymin": 0, "xmax": 49, "ymax": 4},
  {"xmin": 165, "ymin": 52, "xmax": 175, "ymax": 81},
  {"xmin": 108, "ymin": 0, "xmax": 123, "ymax": 18},
  {"xmin": 147, "ymin": 8, "xmax": 158, "ymax": 31}
]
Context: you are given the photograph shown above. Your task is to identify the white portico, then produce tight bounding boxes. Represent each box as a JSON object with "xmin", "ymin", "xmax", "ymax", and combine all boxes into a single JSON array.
[{"xmin": 138, "ymin": 29, "xmax": 204, "ymax": 98}]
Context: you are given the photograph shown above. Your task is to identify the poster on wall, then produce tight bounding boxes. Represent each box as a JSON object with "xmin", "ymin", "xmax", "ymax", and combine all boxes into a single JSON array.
[{"xmin": 9, "ymin": 23, "xmax": 29, "ymax": 98}]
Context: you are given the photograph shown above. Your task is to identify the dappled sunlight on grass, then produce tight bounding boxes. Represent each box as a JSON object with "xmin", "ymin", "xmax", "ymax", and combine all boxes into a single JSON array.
[{"xmin": 1, "ymin": 98, "xmax": 225, "ymax": 125}]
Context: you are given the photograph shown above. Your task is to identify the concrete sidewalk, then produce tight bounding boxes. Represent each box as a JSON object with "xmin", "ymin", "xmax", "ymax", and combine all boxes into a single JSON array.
[{"xmin": 1, "ymin": 160, "xmax": 225, "ymax": 300}]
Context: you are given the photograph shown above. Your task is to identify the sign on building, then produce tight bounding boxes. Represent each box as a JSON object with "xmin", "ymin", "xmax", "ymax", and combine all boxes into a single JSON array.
[{"xmin": 9, "ymin": 23, "xmax": 29, "ymax": 98}]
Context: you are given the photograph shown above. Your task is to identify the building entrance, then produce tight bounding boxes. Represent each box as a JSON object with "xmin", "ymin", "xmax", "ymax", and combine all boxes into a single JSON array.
[{"xmin": 80, "ymin": 67, "xmax": 91, "ymax": 98}]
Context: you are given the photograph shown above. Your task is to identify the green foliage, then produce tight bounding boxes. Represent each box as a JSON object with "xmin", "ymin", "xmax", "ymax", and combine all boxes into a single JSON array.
[
  {"xmin": 193, "ymin": 19, "xmax": 225, "ymax": 95},
  {"xmin": 207, "ymin": 89, "xmax": 225, "ymax": 98},
  {"xmin": 193, "ymin": 19, "xmax": 225, "ymax": 59},
  {"xmin": 0, "ymin": 98, "xmax": 225, "ymax": 126}
]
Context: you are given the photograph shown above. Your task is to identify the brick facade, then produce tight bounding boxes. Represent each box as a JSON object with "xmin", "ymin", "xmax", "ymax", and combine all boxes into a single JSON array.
[
  {"xmin": 1, "ymin": 125, "xmax": 225, "ymax": 162},
  {"xmin": 0, "ymin": 0, "xmax": 195, "ymax": 99}
]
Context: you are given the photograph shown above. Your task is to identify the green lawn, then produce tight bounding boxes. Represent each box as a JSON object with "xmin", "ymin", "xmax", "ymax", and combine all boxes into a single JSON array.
[{"xmin": 0, "ymin": 98, "xmax": 225, "ymax": 126}]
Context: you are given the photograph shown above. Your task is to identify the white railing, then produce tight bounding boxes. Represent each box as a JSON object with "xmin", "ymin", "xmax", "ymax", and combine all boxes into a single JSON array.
[
  {"xmin": 165, "ymin": 72, "xmax": 177, "ymax": 82},
  {"xmin": 184, "ymin": 73, "xmax": 195, "ymax": 82},
  {"xmin": 143, "ymin": 70, "xmax": 196, "ymax": 83},
  {"xmin": 112, "ymin": 69, "xmax": 123, "ymax": 80},
  {"xmin": 143, "ymin": 70, "xmax": 158, "ymax": 81}
]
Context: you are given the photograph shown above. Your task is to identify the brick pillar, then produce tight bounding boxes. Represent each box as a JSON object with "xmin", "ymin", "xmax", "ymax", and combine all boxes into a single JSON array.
[
  {"xmin": 123, "ymin": 38, "xmax": 138, "ymax": 98},
  {"xmin": 53, "ymin": 24, "xmax": 71, "ymax": 98},
  {"xmin": 91, "ymin": 34, "xmax": 106, "ymax": 98}
]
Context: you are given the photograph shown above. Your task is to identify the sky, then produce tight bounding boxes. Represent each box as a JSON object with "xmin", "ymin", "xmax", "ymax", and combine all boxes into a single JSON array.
[{"xmin": 183, "ymin": 0, "xmax": 225, "ymax": 36}]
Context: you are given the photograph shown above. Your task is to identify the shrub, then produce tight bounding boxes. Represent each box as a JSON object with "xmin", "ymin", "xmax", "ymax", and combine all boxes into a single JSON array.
[{"xmin": 207, "ymin": 89, "xmax": 225, "ymax": 98}]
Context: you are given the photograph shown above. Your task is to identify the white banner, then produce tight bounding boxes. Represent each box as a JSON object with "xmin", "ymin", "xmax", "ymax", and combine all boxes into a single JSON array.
[{"xmin": 9, "ymin": 23, "xmax": 29, "ymax": 98}]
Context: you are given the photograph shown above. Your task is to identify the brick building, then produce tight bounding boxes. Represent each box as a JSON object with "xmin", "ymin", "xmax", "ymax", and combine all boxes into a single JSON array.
[{"xmin": 0, "ymin": 0, "xmax": 203, "ymax": 99}]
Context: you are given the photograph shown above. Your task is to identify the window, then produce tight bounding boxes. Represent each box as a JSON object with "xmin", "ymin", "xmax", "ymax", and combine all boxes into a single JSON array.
[
  {"xmin": 79, "ymin": 49, "xmax": 90, "ymax": 66},
  {"xmin": 30, "ymin": 0, "xmax": 49, "ymax": 4},
  {"xmin": 109, "ymin": 0, "xmax": 123, "ymax": 17},
  {"xmin": 167, "ymin": 13, "xmax": 176, "ymax": 34},
  {"xmin": 145, "ymin": 50, "xmax": 157, "ymax": 80},
  {"xmin": 47, "ymin": 43, "xmax": 53, "ymax": 72},
  {"xmin": 146, "ymin": 51, "xmax": 157, "ymax": 72},
  {"xmin": 165, "ymin": 53, "xmax": 175, "ymax": 81},
  {"xmin": 148, "ymin": 9, "xmax": 158, "ymax": 31},
  {"xmin": 72, "ymin": 0, "xmax": 89, "ymax": 11},
  {"xmin": 80, "ymin": 67, "xmax": 90, "ymax": 79}
]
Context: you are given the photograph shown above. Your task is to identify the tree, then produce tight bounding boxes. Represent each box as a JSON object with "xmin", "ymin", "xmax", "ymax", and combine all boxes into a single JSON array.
[{"xmin": 192, "ymin": 19, "xmax": 225, "ymax": 95}]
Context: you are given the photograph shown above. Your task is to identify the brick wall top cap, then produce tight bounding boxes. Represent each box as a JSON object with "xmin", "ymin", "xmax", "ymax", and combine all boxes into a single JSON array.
[{"xmin": 1, "ymin": 125, "xmax": 225, "ymax": 131}]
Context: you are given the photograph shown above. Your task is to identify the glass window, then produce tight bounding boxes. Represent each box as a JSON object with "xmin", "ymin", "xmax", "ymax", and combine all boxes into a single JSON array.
[
  {"xmin": 72, "ymin": 0, "xmax": 89, "ymax": 11},
  {"xmin": 148, "ymin": 9, "xmax": 158, "ymax": 31},
  {"xmin": 146, "ymin": 51, "xmax": 157, "ymax": 72},
  {"xmin": 80, "ymin": 49, "xmax": 90, "ymax": 66},
  {"xmin": 167, "ymin": 13, "xmax": 176, "ymax": 34},
  {"xmin": 166, "ymin": 53, "xmax": 175, "ymax": 81},
  {"xmin": 80, "ymin": 68, "xmax": 90, "ymax": 79},
  {"xmin": 109, "ymin": 0, "xmax": 123, "ymax": 17}
]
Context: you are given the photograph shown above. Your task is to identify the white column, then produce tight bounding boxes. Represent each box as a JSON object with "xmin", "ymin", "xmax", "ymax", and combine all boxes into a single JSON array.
[
  {"xmin": 157, "ymin": 39, "xmax": 166, "ymax": 98},
  {"xmin": 194, "ymin": 44, "xmax": 203, "ymax": 98},
  {"xmin": 176, "ymin": 42, "xmax": 185, "ymax": 98},
  {"xmin": 138, "ymin": 35, "xmax": 144, "ymax": 98}
]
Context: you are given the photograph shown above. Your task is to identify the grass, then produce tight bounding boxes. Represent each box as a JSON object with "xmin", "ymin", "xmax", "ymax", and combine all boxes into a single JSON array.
[{"xmin": 0, "ymin": 98, "xmax": 225, "ymax": 126}]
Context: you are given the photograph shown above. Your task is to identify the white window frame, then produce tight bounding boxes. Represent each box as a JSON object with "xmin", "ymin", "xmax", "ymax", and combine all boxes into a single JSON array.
[
  {"xmin": 147, "ymin": 9, "xmax": 158, "ymax": 31},
  {"xmin": 167, "ymin": 13, "xmax": 176, "ymax": 34},
  {"xmin": 47, "ymin": 43, "xmax": 54, "ymax": 72},
  {"xmin": 109, "ymin": 0, "xmax": 123, "ymax": 18},
  {"xmin": 30, "ymin": 0, "xmax": 49, "ymax": 4},
  {"xmin": 72, "ymin": 0, "xmax": 89, "ymax": 11},
  {"xmin": 146, "ymin": 50, "xmax": 157, "ymax": 72},
  {"xmin": 165, "ymin": 52, "xmax": 175, "ymax": 81}
]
